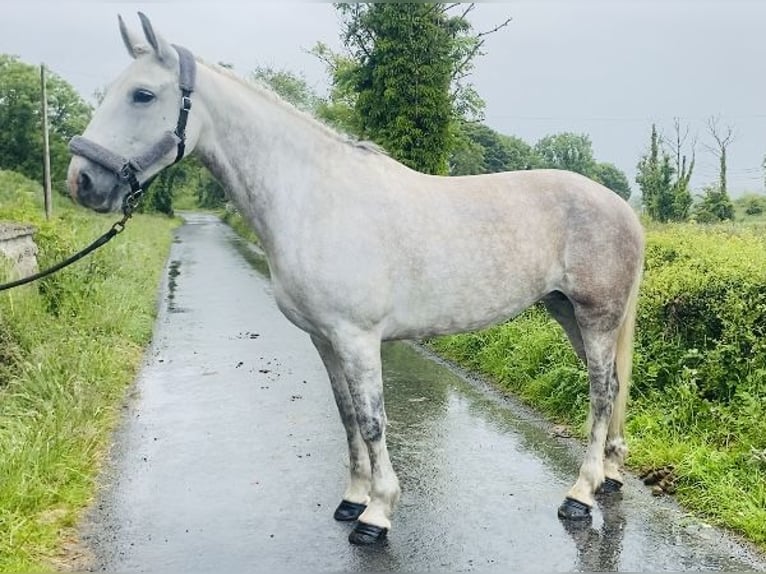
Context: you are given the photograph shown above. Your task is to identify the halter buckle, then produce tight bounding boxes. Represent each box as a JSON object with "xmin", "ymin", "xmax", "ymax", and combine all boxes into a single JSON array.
[{"xmin": 119, "ymin": 162, "xmax": 136, "ymax": 182}]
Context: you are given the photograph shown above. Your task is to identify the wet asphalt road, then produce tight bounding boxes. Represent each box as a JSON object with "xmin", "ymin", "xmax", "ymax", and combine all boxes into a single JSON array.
[{"xmin": 82, "ymin": 213, "xmax": 766, "ymax": 572}]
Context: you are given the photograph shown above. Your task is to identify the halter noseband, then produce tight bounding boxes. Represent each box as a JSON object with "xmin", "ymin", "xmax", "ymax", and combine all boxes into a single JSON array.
[{"xmin": 69, "ymin": 45, "xmax": 196, "ymax": 216}]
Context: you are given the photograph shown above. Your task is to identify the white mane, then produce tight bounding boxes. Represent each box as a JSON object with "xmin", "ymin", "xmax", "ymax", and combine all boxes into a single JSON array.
[{"xmin": 206, "ymin": 61, "xmax": 387, "ymax": 156}]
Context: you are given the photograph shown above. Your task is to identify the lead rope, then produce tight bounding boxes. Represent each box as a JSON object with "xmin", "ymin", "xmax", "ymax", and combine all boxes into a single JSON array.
[{"xmin": 0, "ymin": 188, "xmax": 143, "ymax": 292}]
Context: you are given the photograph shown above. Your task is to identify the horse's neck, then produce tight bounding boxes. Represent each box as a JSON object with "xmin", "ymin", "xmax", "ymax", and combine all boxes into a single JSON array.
[{"xmin": 192, "ymin": 63, "xmax": 336, "ymax": 251}]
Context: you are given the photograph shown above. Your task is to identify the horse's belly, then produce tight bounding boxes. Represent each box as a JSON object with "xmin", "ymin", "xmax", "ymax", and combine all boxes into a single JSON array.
[{"xmin": 384, "ymin": 283, "xmax": 545, "ymax": 340}]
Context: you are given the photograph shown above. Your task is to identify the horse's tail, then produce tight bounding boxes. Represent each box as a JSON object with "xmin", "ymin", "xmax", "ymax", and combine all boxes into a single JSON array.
[{"xmin": 612, "ymin": 266, "xmax": 642, "ymax": 438}]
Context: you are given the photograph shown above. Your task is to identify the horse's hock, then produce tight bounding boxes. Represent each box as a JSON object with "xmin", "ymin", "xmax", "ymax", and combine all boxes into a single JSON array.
[{"xmin": 0, "ymin": 222, "xmax": 39, "ymax": 278}]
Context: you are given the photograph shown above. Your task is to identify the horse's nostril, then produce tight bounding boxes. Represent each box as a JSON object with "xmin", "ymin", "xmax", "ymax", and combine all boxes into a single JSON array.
[{"xmin": 78, "ymin": 171, "xmax": 93, "ymax": 192}]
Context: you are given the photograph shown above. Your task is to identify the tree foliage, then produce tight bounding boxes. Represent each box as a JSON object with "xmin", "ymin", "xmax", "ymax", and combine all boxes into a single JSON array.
[
  {"xmin": 342, "ymin": 4, "xmax": 457, "ymax": 173},
  {"xmin": 317, "ymin": 3, "xmax": 508, "ymax": 174},
  {"xmin": 450, "ymin": 121, "xmax": 539, "ymax": 175},
  {"xmin": 706, "ymin": 116, "xmax": 734, "ymax": 199},
  {"xmin": 737, "ymin": 193, "xmax": 766, "ymax": 217},
  {"xmin": 533, "ymin": 132, "xmax": 631, "ymax": 198},
  {"xmin": 138, "ymin": 156, "xmax": 225, "ymax": 216},
  {"xmin": 592, "ymin": 162, "xmax": 631, "ymax": 200},
  {"xmin": 534, "ymin": 132, "xmax": 595, "ymax": 175},
  {"xmin": 310, "ymin": 42, "xmax": 363, "ymax": 134},
  {"xmin": 0, "ymin": 55, "xmax": 91, "ymax": 192},
  {"xmin": 694, "ymin": 184, "xmax": 734, "ymax": 223},
  {"xmin": 251, "ymin": 66, "xmax": 319, "ymax": 112},
  {"xmin": 636, "ymin": 124, "xmax": 691, "ymax": 222}
]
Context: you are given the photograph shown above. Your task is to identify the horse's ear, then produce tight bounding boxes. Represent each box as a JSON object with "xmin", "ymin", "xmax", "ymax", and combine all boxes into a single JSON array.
[
  {"xmin": 137, "ymin": 12, "xmax": 176, "ymax": 66},
  {"xmin": 118, "ymin": 14, "xmax": 143, "ymax": 59}
]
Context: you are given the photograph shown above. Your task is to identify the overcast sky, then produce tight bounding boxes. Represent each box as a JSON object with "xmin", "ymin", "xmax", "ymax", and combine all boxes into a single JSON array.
[{"xmin": 1, "ymin": 1, "xmax": 764, "ymax": 195}]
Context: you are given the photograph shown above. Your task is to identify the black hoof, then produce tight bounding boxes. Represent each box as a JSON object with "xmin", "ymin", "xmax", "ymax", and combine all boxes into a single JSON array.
[
  {"xmin": 597, "ymin": 477, "xmax": 623, "ymax": 495},
  {"xmin": 333, "ymin": 500, "xmax": 367, "ymax": 522},
  {"xmin": 557, "ymin": 497, "xmax": 592, "ymax": 521},
  {"xmin": 348, "ymin": 522, "xmax": 388, "ymax": 545}
]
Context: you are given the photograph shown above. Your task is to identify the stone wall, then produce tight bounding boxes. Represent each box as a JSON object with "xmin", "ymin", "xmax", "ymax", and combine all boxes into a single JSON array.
[{"xmin": 0, "ymin": 223, "xmax": 39, "ymax": 279}]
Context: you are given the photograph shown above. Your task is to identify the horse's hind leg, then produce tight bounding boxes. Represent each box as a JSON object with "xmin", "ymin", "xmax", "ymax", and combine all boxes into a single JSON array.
[
  {"xmin": 328, "ymin": 329, "xmax": 400, "ymax": 545},
  {"xmin": 544, "ymin": 292, "xmax": 629, "ymax": 495},
  {"xmin": 558, "ymin": 312, "xmax": 621, "ymax": 520},
  {"xmin": 311, "ymin": 335, "xmax": 371, "ymax": 521},
  {"xmin": 601, "ymin": 386, "xmax": 628, "ymax": 493},
  {"xmin": 542, "ymin": 291, "xmax": 587, "ymax": 363}
]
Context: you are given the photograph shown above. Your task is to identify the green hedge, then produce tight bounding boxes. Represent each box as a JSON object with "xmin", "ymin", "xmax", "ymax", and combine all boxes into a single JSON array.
[{"xmin": 430, "ymin": 224, "xmax": 766, "ymax": 546}]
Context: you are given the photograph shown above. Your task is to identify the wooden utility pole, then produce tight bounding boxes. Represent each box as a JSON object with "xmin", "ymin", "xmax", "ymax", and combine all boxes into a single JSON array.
[{"xmin": 41, "ymin": 64, "xmax": 52, "ymax": 220}]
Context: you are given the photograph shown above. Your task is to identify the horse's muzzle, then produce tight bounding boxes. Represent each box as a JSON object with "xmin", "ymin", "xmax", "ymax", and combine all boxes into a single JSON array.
[{"xmin": 67, "ymin": 158, "xmax": 124, "ymax": 213}]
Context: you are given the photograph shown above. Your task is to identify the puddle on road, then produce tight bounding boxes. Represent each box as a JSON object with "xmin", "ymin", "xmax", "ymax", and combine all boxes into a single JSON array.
[{"xmin": 167, "ymin": 260, "xmax": 185, "ymax": 313}]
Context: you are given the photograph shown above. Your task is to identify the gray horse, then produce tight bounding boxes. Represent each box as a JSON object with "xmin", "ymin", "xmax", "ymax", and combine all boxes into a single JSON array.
[{"xmin": 67, "ymin": 13, "xmax": 644, "ymax": 545}]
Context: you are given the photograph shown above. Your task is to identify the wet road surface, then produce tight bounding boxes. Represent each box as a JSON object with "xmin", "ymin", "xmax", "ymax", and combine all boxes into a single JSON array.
[{"xmin": 82, "ymin": 213, "xmax": 766, "ymax": 572}]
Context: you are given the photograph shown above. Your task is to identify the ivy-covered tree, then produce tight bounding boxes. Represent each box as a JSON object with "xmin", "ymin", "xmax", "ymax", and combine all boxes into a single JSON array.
[
  {"xmin": 0, "ymin": 55, "xmax": 91, "ymax": 192},
  {"xmin": 636, "ymin": 124, "xmax": 679, "ymax": 222},
  {"xmin": 706, "ymin": 116, "xmax": 735, "ymax": 202},
  {"xmin": 350, "ymin": 4, "xmax": 457, "ymax": 173},
  {"xmin": 318, "ymin": 3, "xmax": 509, "ymax": 174},
  {"xmin": 664, "ymin": 118, "xmax": 695, "ymax": 220},
  {"xmin": 310, "ymin": 42, "xmax": 363, "ymax": 135}
]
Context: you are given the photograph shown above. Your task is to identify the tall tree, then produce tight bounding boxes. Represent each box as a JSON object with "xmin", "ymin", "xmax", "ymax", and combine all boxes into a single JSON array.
[
  {"xmin": 665, "ymin": 118, "xmax": 695, "ymax": 220},
  {"xmin": 0, "ymin": 55, "xmax": 91, "ymax": 191},
  {"xmin": 350, "ymin": 4, "xmax": 456, "ymax": 173},
  {"xmin": 636, "ymin": 124, "xmax": 676, "ymax": 222},
  {"xmin": 321, "ymin": 3, "xmax": 509, "ymax": 174},
  {"xmin": 706, "ymin": 115, "xmax": 735, "ymax": 198}
]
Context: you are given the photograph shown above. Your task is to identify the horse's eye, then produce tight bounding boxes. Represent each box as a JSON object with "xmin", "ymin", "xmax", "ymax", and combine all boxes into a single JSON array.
[{"xmin": 132, "ymin": 89, "xmax": 155, "ymax": 104}]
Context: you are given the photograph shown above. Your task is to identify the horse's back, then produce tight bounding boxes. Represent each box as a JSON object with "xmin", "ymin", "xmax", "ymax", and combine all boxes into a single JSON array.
[{"xmin": 377, "ymin": 168, "xmax": 643, "ymax": 339}]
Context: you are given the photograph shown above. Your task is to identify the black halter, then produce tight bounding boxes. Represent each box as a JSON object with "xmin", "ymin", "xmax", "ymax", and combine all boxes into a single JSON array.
[{"xmin": 69, "ymin": 44, "xmax": 196, "ymax": 217}]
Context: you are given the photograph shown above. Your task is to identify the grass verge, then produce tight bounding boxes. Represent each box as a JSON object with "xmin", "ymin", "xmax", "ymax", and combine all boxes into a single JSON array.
[
  {"xmin": 220, "ymin": 206, "xmax": 260, "ymax": 246},
  {"xmin": 0, "ymin": 170, "xmax": 178, "ymax": 571}
]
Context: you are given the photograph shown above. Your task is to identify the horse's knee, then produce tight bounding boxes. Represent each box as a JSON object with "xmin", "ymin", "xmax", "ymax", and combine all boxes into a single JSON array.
[
  {"xmin": 357, "ymin": 412, "xmax": 384, "ymax": 443},
  {"xmin": 354, "ymin": 393, "xmax": 386, "ymax": 443}
]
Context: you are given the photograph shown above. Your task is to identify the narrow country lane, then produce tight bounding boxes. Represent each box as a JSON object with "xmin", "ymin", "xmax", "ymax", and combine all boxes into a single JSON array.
[{"xmin": 81, "ymin": 213, "xmax": 766, "ymax": 572}]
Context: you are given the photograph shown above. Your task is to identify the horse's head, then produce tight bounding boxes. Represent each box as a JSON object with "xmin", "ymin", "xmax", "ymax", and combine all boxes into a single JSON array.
[{"xmin": 68, "ymin": 13, "xmax": 200, "ymax": 213}]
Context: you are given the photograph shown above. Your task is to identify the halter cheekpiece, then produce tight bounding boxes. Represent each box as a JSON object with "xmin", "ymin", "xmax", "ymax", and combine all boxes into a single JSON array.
[{"xmin": 69, "ymin": 44, "xmax": 196, "ymax": 216}]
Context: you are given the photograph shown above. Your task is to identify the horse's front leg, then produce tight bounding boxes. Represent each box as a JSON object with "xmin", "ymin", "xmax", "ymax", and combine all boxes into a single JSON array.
[
  {"xmin": 331, "ymin": 330, "xmax": 400, "ymax": 545},
  {"xmin": 311, "ymin": 335, "xmax": 371, "ymax": 521}
]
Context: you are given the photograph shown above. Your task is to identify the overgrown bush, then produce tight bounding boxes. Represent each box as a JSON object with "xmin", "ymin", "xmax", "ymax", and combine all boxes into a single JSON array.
[
  {"xmin": 736, "ymin": 193, "xmax": 766, "ymax": 217},
  {"xmin": 693, "ymin": 184, "xmax": 735, "ymax": 223}
]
